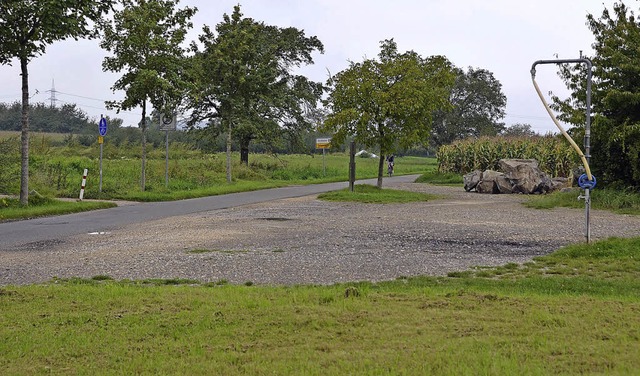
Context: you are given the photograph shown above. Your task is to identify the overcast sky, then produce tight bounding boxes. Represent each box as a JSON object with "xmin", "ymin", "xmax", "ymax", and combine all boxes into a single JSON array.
[{"xmin": 0, "ymin": 0, "xmax": 623, "ymax": 133}]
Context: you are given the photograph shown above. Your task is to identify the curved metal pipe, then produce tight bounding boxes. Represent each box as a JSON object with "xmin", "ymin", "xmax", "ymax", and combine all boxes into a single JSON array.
[
  {"xmin": 531, "ymin": 58, "xmax": 593, "ymax": 243},
  {"xmin": 530, "ymin": 59, "xmax": 593, "ymax": 181}
]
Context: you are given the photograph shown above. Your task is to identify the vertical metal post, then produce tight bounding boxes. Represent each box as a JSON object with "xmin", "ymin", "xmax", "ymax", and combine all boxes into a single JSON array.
[
  {"xmin": 322, "ymin": 148, "xmax": 326, "ymax": 177},
  {"xmin": 165, "ymin": 130, "xmax": 169, "ymax": 188},
  {"xmin": 99, "ymin": 142, "xmax": 103, "ymax": 193},
  {"xmin": 584, "ymin": 57, "xmax": 592, "ymax": 244},
  {"xmin": 531, "ymin": 57, "xmax": 593, "ymax": 243},
  {"xmin": 98, "ymin": 114, "xmax": 106, "ymax": 194},
  {"xmin": 349, "ymin": 141, "xmax": 356, "ymax": 192}
]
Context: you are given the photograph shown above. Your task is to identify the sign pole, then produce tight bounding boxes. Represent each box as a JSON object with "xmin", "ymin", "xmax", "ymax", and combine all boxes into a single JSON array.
[
  {"xmin": 315, "ymin": 137, "xmax": 331, "ymax": 177},
  {"xmin": 322, "ymin": 148, "xmax": 326, "ymax": 176},
  {"xmin": 165, "ymin": 130, "xmax": 169, "ymax": 188},
  {"xmin": 160, "ymin": 112, "xmax": 177, "ymax": 189},
  {"xmin": 349, "ymin": 141, "xmax": 356, "ymax": 192},
  {"xmin": 99, "ymin": 142, "xmax": 103, "ymax": 193},
  {"xmin": 98, "ymin": 115, "xmax": 108, "ymax": 194}
]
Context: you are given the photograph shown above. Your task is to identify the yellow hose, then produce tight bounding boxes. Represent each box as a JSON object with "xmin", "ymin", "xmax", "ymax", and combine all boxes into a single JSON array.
[{"xmin": 531, "ymin": 77, "xmax": 593, "ymax": 181}]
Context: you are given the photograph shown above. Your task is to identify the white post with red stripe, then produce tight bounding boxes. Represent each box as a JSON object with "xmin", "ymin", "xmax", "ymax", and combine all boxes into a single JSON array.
[{"xmin": 79, "ymin": 169, "xmax": 88, "ymax": 201}]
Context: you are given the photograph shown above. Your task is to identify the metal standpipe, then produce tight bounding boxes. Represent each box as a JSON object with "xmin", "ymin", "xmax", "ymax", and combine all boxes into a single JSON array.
[{"xmin": 531, "ymin": 58, "xmax": 593, "ymax": 243}]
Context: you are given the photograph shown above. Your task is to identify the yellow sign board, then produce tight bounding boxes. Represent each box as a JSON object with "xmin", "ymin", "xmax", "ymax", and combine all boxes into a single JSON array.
[
  {"xmin": 316, "ymin": 137, "xmax": 331, "ymax": 149},
  {"xmin": 98, "ymin": 136, "xmax": 104, "ymax": 144}
]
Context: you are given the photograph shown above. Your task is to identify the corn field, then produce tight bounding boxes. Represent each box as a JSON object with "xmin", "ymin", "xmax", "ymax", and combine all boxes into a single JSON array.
[{"xmin": 437, "ymin": 136, "xmax": 578, "ymax": 177}]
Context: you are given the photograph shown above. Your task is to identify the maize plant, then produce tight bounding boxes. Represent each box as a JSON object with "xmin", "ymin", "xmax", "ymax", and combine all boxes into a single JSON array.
[{"xmin": 437, "ymin": 136, "xmax": 578, "ymax": 177}]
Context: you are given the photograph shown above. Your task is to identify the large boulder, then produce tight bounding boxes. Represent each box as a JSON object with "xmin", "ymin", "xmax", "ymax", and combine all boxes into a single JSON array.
[
  {"xmin": 498, "ymin": 159, "xmax": 552, "ymax": 194},
  {"xmin": 551, "ymin": 177, "xmax": 571, "ymax": 191},
  {"xmin": 495, "ymin": 174, "xmax": 513, "ymax": 194},
  {"xmin": 476, "ymin": 170, "xmax": 502, "ymax": 194},
  {"xmin": 463, "ymin": 159, "xmax": 571, "ymax": 194},
  {"xmin": 463, "ymin": 170, "xmax": 482, "ymax": 192}
]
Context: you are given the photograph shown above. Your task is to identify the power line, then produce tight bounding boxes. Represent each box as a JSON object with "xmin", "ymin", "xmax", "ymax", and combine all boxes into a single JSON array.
[
  {"xmin": 505, "ymin": 113, "xmax": 551, "ymax": 121},
  {"xmin": 1, "ymin": 89, "xmax": 567, "ymax": 124},
  {"xmin": 56, "ymin": 98, "xmax": 110, "ymax": 112},
  {"xmin": 56, "ymin": 90, "xmax": 110, "ymax": 102}
]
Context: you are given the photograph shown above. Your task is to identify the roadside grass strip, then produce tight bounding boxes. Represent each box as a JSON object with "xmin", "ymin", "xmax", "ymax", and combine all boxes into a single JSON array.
[
  {"xmin": 0, "ymin": 196, "xmax": 116, "ymax": 222},
  {"xmin": 1, "ymin": 237, "xmax": 639, "ymax": 374},
  {"xmin": 317, "ymin": 184, "xmax": 439, "ymax": 204}
]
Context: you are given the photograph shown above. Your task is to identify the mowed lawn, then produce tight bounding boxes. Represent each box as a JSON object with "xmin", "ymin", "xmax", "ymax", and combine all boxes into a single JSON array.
[{"xmin": 1, "ymin": 237, "xmax": 639, "ymax": 375}]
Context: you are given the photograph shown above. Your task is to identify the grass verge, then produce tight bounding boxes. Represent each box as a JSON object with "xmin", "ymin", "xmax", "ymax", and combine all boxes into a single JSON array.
[
  {"xmin": 415, "ymin": 170, "xmax": 463, "ymax": 185},
  {"xmin": 526, "ymin": 188, "xmax": 640, "ymax": 215},
  {"xmin": 1, "ymin": 237, "xmax": 639, "ymax": 374},
  {"xmin": 317, "ymin": 184, "xmax": 439, "ymax": 203},
  {"xmin": 0, "ymin": 196, "xmax": 116, "ymax": 222}
]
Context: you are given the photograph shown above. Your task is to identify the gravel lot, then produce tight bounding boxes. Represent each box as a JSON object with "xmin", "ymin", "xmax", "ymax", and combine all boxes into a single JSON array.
[{"xmin": 2, "ymin": 182, "xmax": 639, "ymax": 286}]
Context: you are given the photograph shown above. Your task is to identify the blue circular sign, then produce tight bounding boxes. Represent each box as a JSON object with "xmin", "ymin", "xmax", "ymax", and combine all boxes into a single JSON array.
[{"xmin": 99, "ymin": 117, "xmax": 108, "ymax": 136}]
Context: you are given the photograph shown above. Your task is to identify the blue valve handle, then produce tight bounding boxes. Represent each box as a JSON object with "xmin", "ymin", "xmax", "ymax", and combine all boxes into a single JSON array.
[{"xmin": 578, "ymin": 173, "xmax": 596, "ymax": 189}]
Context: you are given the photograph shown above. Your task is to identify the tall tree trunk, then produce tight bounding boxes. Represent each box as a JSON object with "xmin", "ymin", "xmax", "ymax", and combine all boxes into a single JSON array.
[
  {"xmin": 226, "ymin": 122, "xmax": 232, "ymax": 183},
  {"xmin": 377, "ymin": 154, "xmax": 385, "ymax": 188},
  {"xmin": 19, "ymin": 57, "xmax": 30, "ymax": 205},
  {"xmin": 140, "ymin": 100, "xmax": 147, "ymax": 191},
  {"xmin": 240, "ymin": 135, "xmax": 250, "ymax": 165}
]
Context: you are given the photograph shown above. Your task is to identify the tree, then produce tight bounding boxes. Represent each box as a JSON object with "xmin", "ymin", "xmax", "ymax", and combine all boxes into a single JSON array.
[
  {"xmin": 430, "ymin": 67, "xmax": 507, "ymax": 148},
  {"xmin": 100, "ymin": 0, "xmax": 197, "ymax": 191},
  {"xmin": 323, "ymin": 39, "xmax": 455, "ymax": 188},
  {"xmin": 186, "ymin": 5, "xmax": 324, "ymax": 181},
  {"xmin": 553, "ymin": 2, "xmax": 640, "ymax": 187},
  {"xmin": 0, "ymin": 0, "xmax": 115, "ymax": 204},
  {"xmin": 501, "ymin": 123, "xmax": 537, "ymax": 137},
  {"xmin": 0, "ymin": 102, "xmax": 92, "ymax": 133}
]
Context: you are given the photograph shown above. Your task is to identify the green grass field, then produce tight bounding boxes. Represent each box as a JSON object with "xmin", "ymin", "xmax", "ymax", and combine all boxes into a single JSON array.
[
  {"xmin": 1, "ymin": 135, "xmax": 436, "ymax": 201},
  {"xmin": 0, "ymin": 195, "xmax": 117, "ymax": 221},
  {"xmin": 3, "ymin": 133, "xmax": 640, "ymax": 373},
  {"xmin": 1, "ymin": 237, "xmax": 639, "ymax": 374}
]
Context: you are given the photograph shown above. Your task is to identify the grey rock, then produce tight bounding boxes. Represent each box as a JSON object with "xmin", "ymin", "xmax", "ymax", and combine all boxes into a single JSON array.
[
  {"xmin": 551, "ymin": 177, "xmax": 571, "ymax": 191},
  {"xmin": 499, "ymin": 159, "xmax": 550, "ymax": 194},
  {"xmin": 463, "ymin": 170, "xmax": 482, "ymax": 192},
  {"xmin": 477, "ymin": 170, "xmax": 502, "ymax": 194},
  {"xmin": 495, "ymin": 174, "xmax": 513, "ymax": 194}
]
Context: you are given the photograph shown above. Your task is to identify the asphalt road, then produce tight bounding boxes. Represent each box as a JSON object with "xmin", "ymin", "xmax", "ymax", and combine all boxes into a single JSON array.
[{"xmin": 0, "ymin": 175, "xmax": 420, "ymax": 250}]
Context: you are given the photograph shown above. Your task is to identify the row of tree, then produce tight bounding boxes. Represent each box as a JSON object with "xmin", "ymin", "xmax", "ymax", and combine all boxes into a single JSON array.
[
  {"xmin": 5, "ymin": 1, "xmax": 637, "ymax": 204},
  {"xmin": 0, "ymin": 102, "xmax": 93, "ymax": 133},
  {"xmin": 0, "ymin": 0, "xmax": 511, "ymax": 203},
  {"xmin": 0, "ymin": 99, "xmax": 537, "ymax": 155}
]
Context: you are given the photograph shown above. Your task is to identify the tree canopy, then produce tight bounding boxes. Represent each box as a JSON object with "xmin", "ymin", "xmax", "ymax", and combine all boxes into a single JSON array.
[
  {"xmin": 430, "ymin": 67, "xmax": 507, "ymax": 148},
  {"xmin": 99, "ymin": 0, "xmax": 197, "ymax": 190},
  {"xmin": 323, "ymin": 39, "xmax": 455, "ymax": 187},
  {"xmin": 0, "ymin": 102, "xmax": 92, "ymax": 133},
  {"xmin": 553, "ymin": 2, "xmax": 640, "ymax": 187},
  {"xmin": 0, "ymin": 0, "xmax": 115, "ymax": 204},
  {"xmin": 501, "ymin": 123, "xmax": 537, "ymax": 138},
  {"xmin": 186, "ymin": 5, "xmax": 324, "ymax": 181}
]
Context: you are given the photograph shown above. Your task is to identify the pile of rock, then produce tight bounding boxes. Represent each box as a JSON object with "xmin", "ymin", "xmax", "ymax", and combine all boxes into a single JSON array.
[{"xmin": 463, "ymin": 159, "xmax": 571, "ymax": 194}]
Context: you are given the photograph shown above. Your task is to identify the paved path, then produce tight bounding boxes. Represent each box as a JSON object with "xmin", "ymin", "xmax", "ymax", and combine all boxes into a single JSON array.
[
  {"xmin": 2, "ymin": 179, "xmax": 640, "ymax": 286},
  {"xmin": 0, "ymin": 175, "xmax": 419, "ymax": 250}
]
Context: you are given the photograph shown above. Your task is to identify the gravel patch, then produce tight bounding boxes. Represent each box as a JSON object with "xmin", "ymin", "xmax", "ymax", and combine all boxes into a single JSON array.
[{"xmin": 1, "ymin": 183, "xmax": 639, "ymax": 286}]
